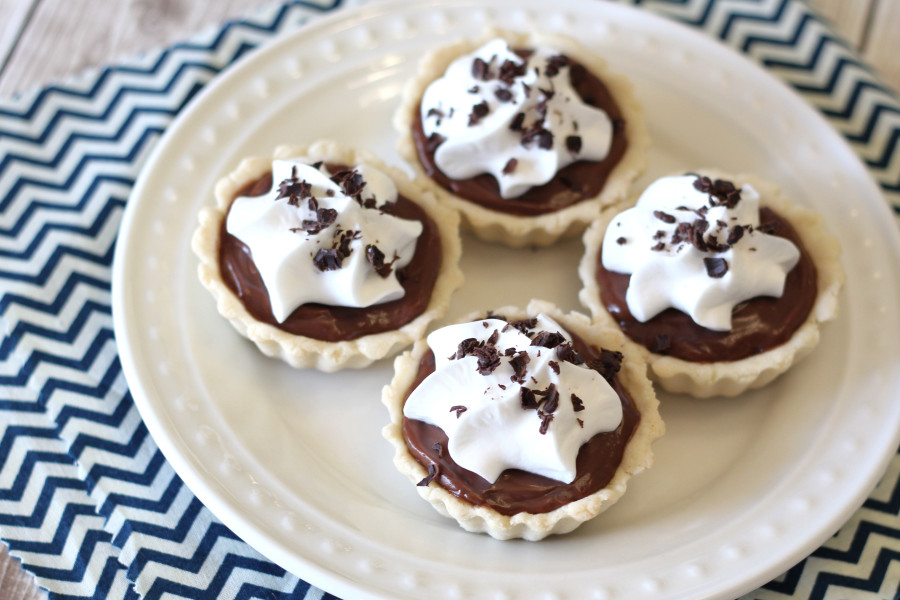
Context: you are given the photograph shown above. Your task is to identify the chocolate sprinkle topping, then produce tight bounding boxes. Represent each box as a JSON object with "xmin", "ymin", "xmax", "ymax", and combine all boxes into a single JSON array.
[
  {"xmin": 653, "ymin": 210, "xmax": 676, "ymax": 224},
  {"xmin": 704, "ymin": 256, "xmax": 729, "ymax": 278},
  {"xmin": 566, "ymin": 135, "xmax": 582, "ymax": 155},
  {"xmin": 450, "ymin": 405, "xmax": 468, "ymax": 418},
  {"xmin": 571, "ymin": 393, "xmax": 585, "ymax": 412},
  {"xmin": 531, "ymin": 330, "xmax": 565, "ymax": 349},
  {"xmin": 313, "ymin": 248, "xmax": 342, "ymax": 271},
  {"xmin": 587, "ymin": 348, "xmax": 623, "ymax": 383},
  {"xmin": 417, "ymin": 464, "xmax": 438, "ymax": 486},
  {"xmin": 693, "ymin": 175, "xmax": 742, "ymax": 208},
  {"xmin": 502, "ymin": 158, "xmax": 518, "ymax": 175},
  {"xmin": 425, "ymin": 132, "xmax": 445, "ymax": 153},
  {"xmin": 494, "ymin": 88, "xmax": 513, "ymax": 103},
  {"xmin": 468, "ymin": 100, "xmax": 490, "ymax": 126},
  {"xmin": 365, "ymin": 244, "xmax": 395, "ymax": 278}
]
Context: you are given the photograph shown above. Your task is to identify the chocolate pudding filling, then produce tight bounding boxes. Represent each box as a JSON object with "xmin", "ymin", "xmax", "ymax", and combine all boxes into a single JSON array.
[
  {"xmin": 412, "ymin": 52, "xmax": 629, "ymax": 216},
  {"xmin": 402, "ymin": 331, "xmax": 640, "ymax": 516},
  {"xmin": 596, "ymin": 207, "xmax": 818, "ymax": 362},
  {"xmin": 218, "ymin": 169, "xmax": 443, "ymax": 342}
]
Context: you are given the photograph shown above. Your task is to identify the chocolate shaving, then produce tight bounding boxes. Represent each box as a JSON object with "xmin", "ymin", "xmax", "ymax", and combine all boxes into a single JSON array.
[
  {"xmin": 313, "ymin": 248, "xmax": 342, "ymax": 271},
  {"xmin": 509, "ymin": 112, "xmax": 526, "ymax": 132},
  {"xmin": 494, "ymin": 88, "xmax": 513, "ymax": 103},
  {"xmin": 506, "ymin": 318, "xmax": 538, "ymax": 335},
  {"xmin": 365, "ymin": 244, "xmax": 395, "ymax": 278},
  {"xmin": 693, "ymin": 175, "xmax": 742, "ymax": 208},
  {"xmin": 449, "ymin": 405, "xmax": 468, "ymax": 418},
  {"xmin": 502, "ymin": 158, "xmax": 518, "ymax": 175},
  {"xmin": 556, "ymin": 343, "xmax": 584, "ymax": 365},
  {"xmin": 521, "ymin": 122, "xmax": 553, "ymax": 150},
  {"xmin": 425, "ymin": 132, "xmax": 445, "ymax": 153},
  {"xmin": 276, "ymin": 167, "xmax": 312, "ymax": 206},
  {"xmin": 471, "ymin": 57, "xmax": 492, "ymax": 81},
  {"xmin": 330, "ymin": 169, "xmax": 367, "ymax": 201},
  {"xmin": 650, "ymin": 333, "xmax": 670, "ymax": 353},
  {"xmin": 537, "ymin": 383, "xmax": 559, "ymax": 415},
  {"xmin": 544, "ymin": 54, "xmax": 570, "ymax": 77},
  {"xmin": 468, "ymin": 100, "xmax": 490, "ymax": 126},
  {"xmin": 509, "ymin": 350, "xmax": 530, "ymax": 384},
  {"xmin": 432, "ymin": 442, "xmax": 443, "ymax": 457},
  {"xmin": 453, "ymin": 337, "xmax": 480, "ymax": 360},
  {"xmin": 587, "ymin": 349, "xmax": 623, "ymax": 383},
  {"xmin": 571, "ymin": 393, "xmax": 585, "ymax": 412},
  {"xmin": 616, "ymin": 236, "xmax": 628, "ymax": 245},
  {"xmin": 538, "ymin": 413, "xmax": 554, "ymax": 435},
  {"xmin": 531, "ymin": 330, "xmax": 565, "ymax": 349},
  {"xmin": 757, "ymin": 221, "xmax": 777, "ymax": 235},
  {"xmin": 727, "ymin": 225, "xmax": 745, "ymax": 245},
  {"xmin": 653, "ymin": 210, "xmax": 676, "ymax": 224},
  {"xmin": 548, "ymin": 360, "xmax": 560, "ymax": 375},
  {"xmin": 467, "ymin": 85, "xmax": 480, "ymax": 94},
  {"xmin": 520, "ymin": 387, "xmax": 539, "ymax": 410},
  {"xmin": 417, "ymin": 464, "xmax": 437, "ymax": 486},
  {"xmin": 577, "ymin": 418, "xmax": 584, "ymax": 428},
  {"xmin": 299, "ymin": 199, "xmax": 337, "ymax": 235},
  {"xmin": 565, "ymin": 135, "xmax": 582, "ymax": 155},
  {"xmin": 704, "ymin": 256, "xmax": 729, "ymax": 278},
  {"xmin": 498, "ymin": 59, "xmax": 527, "ymax": 85},
  {"xmin": 473, "ymin": 344, "xmax": 501, "ymax": 375}
]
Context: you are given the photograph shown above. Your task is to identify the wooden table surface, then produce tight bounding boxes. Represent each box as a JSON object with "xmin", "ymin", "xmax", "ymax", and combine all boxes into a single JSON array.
[{"xmin": 1, "ymin": 0, "xmax": 898, "ymax": 598}]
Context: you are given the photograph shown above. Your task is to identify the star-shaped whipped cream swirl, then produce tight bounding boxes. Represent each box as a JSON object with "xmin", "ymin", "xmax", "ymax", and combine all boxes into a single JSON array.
[
  {"xmin": 421, "ymin": 38, "xmax": 613, "ymax": 199},
  {"xmin": 404, "ymin": 314, "xmax": 623, "ymax": 484},
  {"xmin": 601, "ymin": 174, "xmax": 801, "ymax": 331},
  {"xmin": 226, "ymin": 159, "xmax": 423, "ymax": 322}
]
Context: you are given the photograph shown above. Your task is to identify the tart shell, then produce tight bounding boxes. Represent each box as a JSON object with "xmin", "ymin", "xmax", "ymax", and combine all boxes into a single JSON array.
[
  {"xmin": 381, "ymin": 299, "xmax": 664, "ymax": 541},
  {"xmin": 578, "ymin": 171, "xmax": 844, "ymax": 397},
  {"xmin": 191, "ymin": 140, "xmax": 464, "ymax": 371},
  {"xmin": 394, "ymin": 28, "xmax": 650, "ymax": 248}
]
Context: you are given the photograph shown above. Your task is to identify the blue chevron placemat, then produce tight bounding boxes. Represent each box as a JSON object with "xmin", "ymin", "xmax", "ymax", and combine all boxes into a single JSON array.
[{"xmin": 1, "ymin": 0, "xmax": 899, "ymax": 599}]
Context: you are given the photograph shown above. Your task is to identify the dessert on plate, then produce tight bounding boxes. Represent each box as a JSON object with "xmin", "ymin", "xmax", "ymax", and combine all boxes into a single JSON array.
[
  {"xmin": 579, "ymin": 171, "xmax": 844, "ymax": 397},
  {"xmin": 394, "ymin": 29, "xmax": 650, "ymax": 247},
  {"xmin": 382, "ymin": 299, "xmax": 663, "ymax": 540},
  {"xmin": 192, "ymin": 140, "xmax": 464, "ymax": 371}
]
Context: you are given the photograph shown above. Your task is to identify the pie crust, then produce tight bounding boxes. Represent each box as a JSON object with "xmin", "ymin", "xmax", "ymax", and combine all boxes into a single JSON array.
[
  {"xmin": 381, "ymin": 299, "xmax": 664, "ymax": 540},
  {"xmin": 394, "ymin": 28, "xmax": 650, "ymax": 248},
  {"xmin": 191, "ymin": 140, "xmax": 464, "ymax": 371},
  {"xmin": 578, "ymin": 171, "xmax": 844, "ymax": 397}
]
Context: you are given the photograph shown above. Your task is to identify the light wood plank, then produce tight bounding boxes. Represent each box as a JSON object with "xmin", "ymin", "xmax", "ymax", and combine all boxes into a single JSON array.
[
  {"xmin": 0, "ymin": 543, "xmax": 45, "ymax": 600},
  {"xmin": 808, "ymin": 0, "xmax": 874, "ymax": 47},
  {"xmin": 0, "ymin": 0, "xmax": 280, "ymax": 97},
  {"xmin": 0, "ymin": 0, "xmax": 37, "ymax": 73},
  {"xmin": 864, "ymin": 0, "xmax": 900, "ymax": 93}
]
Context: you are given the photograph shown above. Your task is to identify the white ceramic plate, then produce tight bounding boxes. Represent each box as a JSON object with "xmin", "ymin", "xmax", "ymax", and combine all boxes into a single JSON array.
[{"xmin": 112, "ymin": 1, "xmax": 900, "ymax": 599}]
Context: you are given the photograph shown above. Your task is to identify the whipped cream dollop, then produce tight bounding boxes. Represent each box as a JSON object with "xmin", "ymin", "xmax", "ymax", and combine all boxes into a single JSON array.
[
  {"xmin": 601, "ymin": 174, "xmax": 801, "ymax": 331},
  {"xmin": 404, "ymin": 314, "xmax": 624, "ymax": 484},
  {"xmin": 226, "ymin": 159, "xmax": 423, "ymax": 322},
  {"xmin": 420, "ymin": 38, "xmax": 613, "ymax": 199}
]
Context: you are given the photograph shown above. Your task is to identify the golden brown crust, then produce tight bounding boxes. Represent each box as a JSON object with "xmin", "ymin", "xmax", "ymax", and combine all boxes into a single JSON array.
[
  {"xmin": 191, "ymin": 140, "xmax": 464, "ymax": 371},
  {"xmin": 578, "ymin": 171, "xmax": 844, "ymax": 397},
  {"xmin": 394, "ymin": 28, "xmax": 650, "ymax": 248},
  {"xmin": 381, "ymin": 299, "xmax": 664, "ymax": 540}
]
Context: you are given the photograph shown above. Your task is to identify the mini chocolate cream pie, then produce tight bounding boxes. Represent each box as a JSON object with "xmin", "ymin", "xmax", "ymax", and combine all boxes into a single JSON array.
[
  {"xmin": 578, "ymin": 171, "xmax": 844, "ymax": 397},
  {"xmin": 381, "ymin": 300, "xmax": 663, "ymax": 540},
  {"xmin": 192, "ymin": 141, "xmax": 463, "ymax": 371},
  {"xmin": 394, "ymin": 29, "xmax": 650, "ymax": 247}
]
